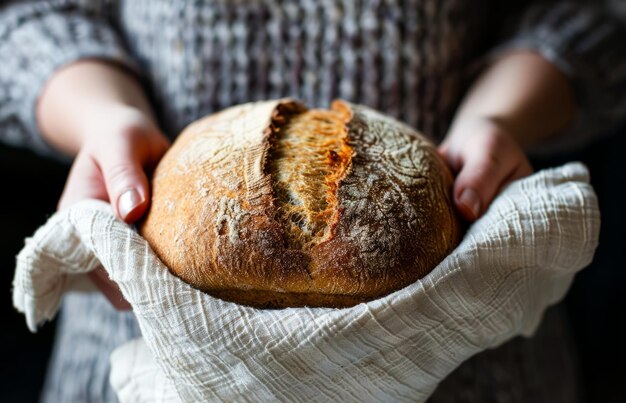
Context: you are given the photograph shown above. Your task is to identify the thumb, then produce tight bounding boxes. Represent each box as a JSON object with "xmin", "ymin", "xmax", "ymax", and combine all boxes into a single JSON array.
[
  {"xmin": 97, "ymin": 143, "xmax": 151, "ymax": 224},
  {"xmin": 452, "ymin": 151, "xmax": 506, "ymax": 221},
  {"xmin": 451, "ymin": 138, "xmax": 532, "ymax": 221},
  {"xmin": 104, "ymin": 161, "xmax": 149, "ymax": 223}
]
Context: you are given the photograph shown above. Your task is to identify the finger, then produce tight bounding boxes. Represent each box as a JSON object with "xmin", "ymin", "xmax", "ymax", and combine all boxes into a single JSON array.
[
  {"xmin": 88, "ymin": 266, "xmax": 131, "ymax": 311},
  {"xmin": 58, "ymin": 152, "xmax": 108, "ymax": 211},
  {"xmin": 148, "ymin": 131, "xmax": 171, "ymax": 169},
  {"xmin": 506, "ymin": 159, "xmax": 533, "ymax": 183},
  {"xmin": 453, "ymin": 139, "xmax": 521, "ymax": 221},
  {"xmin": 103, "ymin": 158, "xmax": 149, "ymax": 223},
  {"xmin": 96, "ymin": 131, "xmax": 152, "ymax": 223},
  {"xmin": 438, "ymin": 143, "xmax": 463, "ymax": 173}
]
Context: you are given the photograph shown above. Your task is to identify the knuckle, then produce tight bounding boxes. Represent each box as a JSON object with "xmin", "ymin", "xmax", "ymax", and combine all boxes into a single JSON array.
[
  {"xmin": 456, "ymin": 172, "xmax": 485, "ymax": 193},
  {"xmin": 458, "ymin": 161, "xmax": 504, "ymax": 196},
  {"xmin": 481, "ymin": 129, "xmax": 508, "ymax": 151},
  {"xmin": 473, "ymin": 155, "xmax": 502, "ymax": 178},
  {"xmin": 105, "ymin": 162, "xmax": 137, "ymax": 189},
  {"xmin": 119, "ymin": 121, "xmax": 150, "ymax": 141}
]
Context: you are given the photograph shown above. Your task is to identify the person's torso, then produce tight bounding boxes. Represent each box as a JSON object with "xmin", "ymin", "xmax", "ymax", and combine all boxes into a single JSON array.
[{"xmin": 107, "ymin": 0, "xmax": 500, "ymax": 140}]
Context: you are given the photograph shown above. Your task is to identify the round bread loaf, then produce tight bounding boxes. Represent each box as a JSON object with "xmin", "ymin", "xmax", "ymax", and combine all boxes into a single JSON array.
[{"xmin": 139, "ymin": 99, "xmax": 460, "ymax": 308}]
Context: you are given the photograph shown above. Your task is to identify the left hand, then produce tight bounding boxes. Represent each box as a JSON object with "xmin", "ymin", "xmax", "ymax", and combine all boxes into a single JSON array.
[
  {"xmin": 439, "ymin": 116, "xmax": 533, "ymax": 221},
  {"xmin": 438, "ymin": 51, "xmax": 576, "ymax": 222}
]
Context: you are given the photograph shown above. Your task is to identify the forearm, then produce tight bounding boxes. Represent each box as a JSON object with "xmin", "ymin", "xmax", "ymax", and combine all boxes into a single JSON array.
[
  {"xmin": 37, "ymin": 60, "xmax": 155, "ymax": 156},
  {"xmin": 449, "ymin": 51, "xmax": 577, "ymax": 148},
  {"xmin": 0, "ymin": 3, "xmax": 138, "ymax": 158}
]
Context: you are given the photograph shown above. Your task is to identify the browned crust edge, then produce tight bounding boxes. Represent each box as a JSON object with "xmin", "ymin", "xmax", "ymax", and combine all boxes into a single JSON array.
[{"xmin": 140, "ymin": 99, "xmax": 461, "ymax": 309}]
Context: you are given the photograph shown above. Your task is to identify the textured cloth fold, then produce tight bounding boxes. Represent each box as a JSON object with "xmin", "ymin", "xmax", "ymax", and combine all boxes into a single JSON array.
[
  {"xmin": 13, "ymin": 162, "xmax": 599, "ymax": 402},
  {"xmin": 110, "ymin": 338, "xmax": 182, "ymax": 403}
]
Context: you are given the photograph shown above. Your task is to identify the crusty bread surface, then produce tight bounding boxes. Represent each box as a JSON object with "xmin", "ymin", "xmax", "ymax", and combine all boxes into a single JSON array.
[{"xmin": 139, "ymin": 99, "xmax": 460, "ymax": 308}]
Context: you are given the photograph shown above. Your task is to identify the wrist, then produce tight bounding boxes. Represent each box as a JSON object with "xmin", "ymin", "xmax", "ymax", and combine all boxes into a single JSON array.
[
  {"xmin": 37, "ymin": 60, "xmax": 154, "ymax": 155},
  {"xmin": 77, "ymin": 103, "xmax": 157, "ymax": 151},
  {"xmin": 444, "ymin": 114, "xmax": 522, "ymax": 154},
  {"xmin": 451, "ymin": 51, "xmax": 576, "ymax": 149}
]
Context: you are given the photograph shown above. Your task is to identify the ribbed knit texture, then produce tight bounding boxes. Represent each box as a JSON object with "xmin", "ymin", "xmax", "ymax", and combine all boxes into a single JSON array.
[
  {"xmin": 0, "ymin": 1, "xmax": 624, "ymax": 402},
  {"xmin": 118, "ymin": 0, "xmax": 483, "ymax": 141},
  {"xmin": 1, "ymin": 0, "xmax": 625, "ymax": 159}
]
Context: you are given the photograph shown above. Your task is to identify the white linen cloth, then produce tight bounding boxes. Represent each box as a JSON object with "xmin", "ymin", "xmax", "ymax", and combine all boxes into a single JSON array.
[{"xmin": 13, "ymin": 162, "xmax": 599, "ymax": 402}]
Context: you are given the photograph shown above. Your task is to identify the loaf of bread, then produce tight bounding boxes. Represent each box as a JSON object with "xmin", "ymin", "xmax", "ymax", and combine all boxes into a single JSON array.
[{"xmin": 139, "ymin": 99, "xmax": 460, "ymax": 308}]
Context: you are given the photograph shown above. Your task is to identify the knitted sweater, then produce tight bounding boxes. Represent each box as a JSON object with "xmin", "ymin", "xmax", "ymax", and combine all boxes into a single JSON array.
[
  {"xmin": 1, "ymin": 0, "xmax": 625, "ymax": 157},
  {"xmin": 1, "ymin": 1, "xmax": 625, "ymax": 402}
]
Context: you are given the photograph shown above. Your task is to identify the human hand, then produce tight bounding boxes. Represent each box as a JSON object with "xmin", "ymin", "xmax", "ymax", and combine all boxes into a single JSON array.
[
  {"xmin": 57, "ymin": 104, "xmax": 170, "ymax": 221},
  {"xmin": 57, "ymin": 105, "xmax": 169, "ymax": 309},
  {"xmin": 438, "ymin": 52, "xmax": 576, "ymax": 222},
  {"xmin": 439, "ymin": 117, "xmax": 533, "ymax": 221},
  {"xmin": 38, "ymin": 61, "xmax": 170, "ymax": 309}
]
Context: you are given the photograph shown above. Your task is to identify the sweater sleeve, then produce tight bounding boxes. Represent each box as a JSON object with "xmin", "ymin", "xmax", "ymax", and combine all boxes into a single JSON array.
[
  {"xmin": 0, "ymin": 1, "xmax": 138, "ymax": 159},
  {"xmin": 493, "ymin": 1, "xmax": 626, "ymax": 150}
]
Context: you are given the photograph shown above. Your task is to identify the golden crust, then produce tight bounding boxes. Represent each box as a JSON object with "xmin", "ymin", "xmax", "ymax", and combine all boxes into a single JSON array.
[
  {"xmin": 139, "ymin": 99, "xmax": 460, "ymax": 308},
  {"xmin": 267, "ymin": 105, "xmax": 353, "ymax": 250}
]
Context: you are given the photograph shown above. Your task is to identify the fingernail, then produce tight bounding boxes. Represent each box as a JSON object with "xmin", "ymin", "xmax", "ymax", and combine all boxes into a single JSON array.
[
  {"xmin": 117, "ymin": 189, "xmax": 143, "ymax": 220},
  {"xmin": 459, "ymin": 188, "xmax": 481, "ymax": 219}
]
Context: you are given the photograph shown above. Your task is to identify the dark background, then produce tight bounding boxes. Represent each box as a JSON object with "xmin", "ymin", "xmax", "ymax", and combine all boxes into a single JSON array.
[
  {"xmin": 1, "ymin": 145, "xmax": 65, "ymax": 403},
  {"xmin": 1, "ymin": 126, "xmax": 624, "ymax": 402}
]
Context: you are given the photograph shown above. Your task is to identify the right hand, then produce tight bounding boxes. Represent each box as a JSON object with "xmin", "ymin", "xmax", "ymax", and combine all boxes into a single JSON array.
[
  {"xmin": 57, "ymin": 104, "xmax": 170, "ymax": 222},
  {"xmin": 57, "ymin": 105, "xmax": 170, "ymax": 310},
  {"xmin": 38, "ymin": 60, "xmax": 171, "ymax": 310}
]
